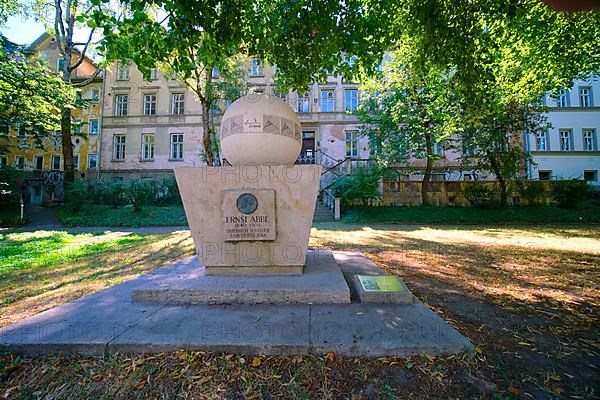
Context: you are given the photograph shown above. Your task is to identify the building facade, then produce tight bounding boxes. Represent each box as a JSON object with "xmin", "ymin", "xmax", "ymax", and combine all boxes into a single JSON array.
[
  {"xmin": 0, "ymin": 33, "xmax": 103, "ymax": 204},
  {"xmin": 526, "ymin": 77, "xmax": 600, "ymax": 186}
]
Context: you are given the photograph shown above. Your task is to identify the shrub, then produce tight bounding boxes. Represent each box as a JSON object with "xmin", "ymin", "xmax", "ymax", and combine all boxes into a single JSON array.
[
  {"xmin": 516, "ymin": 180, "xmax": 547, "ymax": 205},
  {"xmin": 99, "ymin": 180, "xmax": 128, "ymax": 208},
  {"xmin": 0, "ymin": 167, "xmax": 22, "ymax": 208},
  {"xmin": 125, "ymin": 180, "xmax": 157, "ymax": 212},
  {"xmin": 551, "ymin": 180, "xmax": 589, "ymax": 208},
  {"xmin": 156, "ymin": 176, "xmax": 182, "ymax": 206},
  {"xmin": 64, "ymin": 180, "xmax": 91, "ymax": 212},
  {"xmin": 330, "ymin": 166, "xmax": 382, "ymax": 207},
  {"xmin": 462, "ymin": 182, "xmax": 498, "ymax": 208}
]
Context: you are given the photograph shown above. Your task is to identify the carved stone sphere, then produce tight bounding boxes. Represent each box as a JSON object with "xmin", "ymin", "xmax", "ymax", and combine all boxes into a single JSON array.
[{"xmin": 220, "ymin": 94, "xmax": 302, "ymax": 165}]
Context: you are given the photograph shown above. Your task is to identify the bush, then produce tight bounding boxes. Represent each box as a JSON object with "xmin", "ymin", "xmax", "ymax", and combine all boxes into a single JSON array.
[
  {"xmin": 98, "ymin": 180, "xmax": 128, "ymax": 208},
  {"xmin": 330, "ymin": 166, "xmax": 382, "ymax": 207},
  {"xmin": 551, "ymin": 180, "xmax": 589, "ymax": 208},
  {"xmin": 125, "ymin": 180, "xmax": 157, "ymax": 212},
  {"xmin": 516, "ymin": 180, "xmax": 547, "ymax": 205},
  {"xmin": 155, "ymin": 177, "xmax": 182, "ymax": 206},
  {"xmin": 0, "ymin": 167, "xmax": 22, "ymax": 208},
  {"xmin": 462, "ymin": 182, "xmax": 498, "ymax": 208},
  {"xmin": 64, "ymin": 180, "xmax": 92, "ymax": 212}
]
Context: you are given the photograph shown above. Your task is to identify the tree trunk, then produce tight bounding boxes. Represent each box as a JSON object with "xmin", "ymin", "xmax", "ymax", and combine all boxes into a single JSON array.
[
  {"xmin": 60, "ymin": 0, "xmax": 74, "ymax": 183},
  {"xmin": 488, "ymin": 152, "xmax": 507, "ymax": 207},
  {"xmin": 421, "ymin": 133, "xmax": 433, "ymax": 205},
  {"xmin": 201, "ymin": 99, "xmax": 215, "ymax": 166},
  {"xmin": 61, "ymin": 108, "xmax": 74, "ymax": 182}
]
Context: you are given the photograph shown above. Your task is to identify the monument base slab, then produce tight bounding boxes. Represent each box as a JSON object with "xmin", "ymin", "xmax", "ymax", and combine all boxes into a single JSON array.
[{"xmin": 131, "ymin": 250, "xmax": 350, "ymax": 305}]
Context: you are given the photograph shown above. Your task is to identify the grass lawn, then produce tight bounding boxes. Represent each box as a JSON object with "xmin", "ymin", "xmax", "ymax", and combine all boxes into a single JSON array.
[
  {"xmin": 342, "ymin": 204, "xmax": 600, "ymax": 224},
  {"xmin": 56, "ymin": 205, "xmax": 188, "ymax": 227},
  {"xmin": 0, "ymin": 230, "xmax": 194, "ymax": 327},
  {"xmin": 1, "ymin": 224, "xmax": 599, "ymax": 398}
]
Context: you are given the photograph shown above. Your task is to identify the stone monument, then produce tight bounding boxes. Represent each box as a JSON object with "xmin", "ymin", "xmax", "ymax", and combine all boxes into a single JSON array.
[{"xmin": 175, "ymin": 94, "xmax": 321, "ymax": 275}]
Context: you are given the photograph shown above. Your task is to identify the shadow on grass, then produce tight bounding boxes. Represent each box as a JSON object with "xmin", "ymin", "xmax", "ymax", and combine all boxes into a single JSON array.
[{"xmin": 0, "ymin": 232, "xmax": 194, "ymax": 326}]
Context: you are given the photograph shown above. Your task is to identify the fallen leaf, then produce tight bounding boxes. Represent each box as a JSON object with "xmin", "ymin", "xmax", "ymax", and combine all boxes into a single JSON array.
[
  {"xmin": 252, "ymin": 357, "xmax": 262, "ymax": 367},
  {"xmin": 326, "ymin": 352, "xmax": 335, "ymax": 362},
  {"xmin": 134, "ymin": 381, "xmax": 145, "ymax": 390},
  {"xmin": 508, "ymin": 386, "xmax": 520, "ymax": 395}
]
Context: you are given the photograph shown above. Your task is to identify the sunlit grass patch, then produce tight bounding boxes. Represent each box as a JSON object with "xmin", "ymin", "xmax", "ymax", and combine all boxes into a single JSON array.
[{"xmin": 0, "ymin": 230, "xmax": 194, "ymax": 327}]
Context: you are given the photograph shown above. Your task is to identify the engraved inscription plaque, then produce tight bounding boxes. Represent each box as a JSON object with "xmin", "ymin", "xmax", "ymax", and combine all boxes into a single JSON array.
[{"xmin": 223, "ymin": 189, "xmax": 276, "ymax": 241}]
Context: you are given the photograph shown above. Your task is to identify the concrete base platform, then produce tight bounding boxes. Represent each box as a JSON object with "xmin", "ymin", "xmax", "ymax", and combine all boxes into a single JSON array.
[
  {"xmin": 0, "ymin": 251, "xmax": 473, "ymax": 357},
  {"xmin": 131, "ymin": 250, "xmax": 350, "ymax": 305}
]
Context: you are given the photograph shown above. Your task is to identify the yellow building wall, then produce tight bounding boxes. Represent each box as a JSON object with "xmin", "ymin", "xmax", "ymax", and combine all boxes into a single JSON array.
[{"xmin": 0, "ymin": 34, "xmax": 102, "ymax": 179}]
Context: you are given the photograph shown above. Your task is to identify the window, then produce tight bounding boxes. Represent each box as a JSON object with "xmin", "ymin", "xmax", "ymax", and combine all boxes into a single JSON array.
[
  {"xmin": 16, "ymin": 123, "xmax": 26, "ymax": 137},
  {"xmin": 73, "ymin": 154, "xmax": 79, "ymax": 170},
  {"xmin": 144, "ymin": 94, "xmax": 157, "ymax": 115},
  {"xmin": 142, "ymin": 134, "xmax": 155, "ymax": 160},
  {"xmin": 172, "ymin": 93, "xmax": 185, "ymax": 115},
  {"xmin": 321, "ymin": 89, "xmax": 335, "ymax": 112},
  {"xmin": 226, "ymin": 99, "xmax": 233, "ymax": 109},
  {"xmin": 345, "ymin": 89, "xmax": 359, "ymax": 112},
  {"xmin": 583, "ymin": 129, "xmax": 597, "ymax": 151},
  {"xmin": 297, "ymin": 93, "xmax": 311, "ymax": 112},
  {"xmin": 89, "ymin": 118, "xmax": 99, "ymax": 135},
  {"xmin": 559, "ymin": 129, "xmax": 573, "ymax": 151},
  {"xmin": 345, "ymin": 130, "xmax": 359, "ymax": 157},
  {"xmin": 15, "ymin": 156, "xmax": 25, "ymax": 170},
  {"xmin": 51, "ymin": 155, "xmax": 61, "ymax": 170},
  {"xmin": 538, "ymin": 170, "xmax": 552, "ymax": 180},
  {"xmin": 88, "ymin": 153, "xmax": 97, "ymax": 169},
  {"xmin": 113, "ymin": 135, "xmax": 126, "ymax": 160},
  {"xmin": 535, "ymin": 131, "xmax": 549, "ymax": 151},
  {"xmin": 150, "ymin": 68, "xmax": 158, "ymax": 80},
  {"xmin": 579, "ymin": 87, "xmax": 592, "ymax": 107},
  {"xmin": 584, "ymin": 170, "xmax": 598, "ymax": 182},
  {"xmin": 34, "ymin": 155, "xmax": 43, "ymax": 170},
  {"xmin": 72, "ymin": 119, "xmax": 81, "ymax": 134},
  {"xmin": 115, "ymin": 94, "xmax": 128, "ymax": 116},
  {"xmin": 432, "ymin": 142, "xmax": 445, "ymax": 156},
  {"xmin": 57, "ymin": 58, "xmax": 65, "ymax": 74},
  {"xmin": 90, "ymin": 88, "xmax": 100, "ymax": 102},
  {"xmin": 0, "ymin": 155, "xmax": 7, "ymax": 168},
  {"xmin": 556, "ymin": 89, "xmax": 569, "ymax": 107},
  {"xmin": 250, "ymin": 57, "xmax": 263, "ymax": 76},
  {"xmin": 117, "ymin": 62, "xmax": 129, "ymax": 80},
  {"xmin": 170, "ymin": 133, "xmax": 184, "ymax": 160},
  {"xmin": 211, "ymin": 66, "xmax": 219, "ymax": 78}
]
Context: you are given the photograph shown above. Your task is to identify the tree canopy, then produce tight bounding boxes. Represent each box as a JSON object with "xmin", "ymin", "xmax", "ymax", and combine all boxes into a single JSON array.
[{"xmin": 0, "ymin": 44, "xmax": 75, "ymax": 144}]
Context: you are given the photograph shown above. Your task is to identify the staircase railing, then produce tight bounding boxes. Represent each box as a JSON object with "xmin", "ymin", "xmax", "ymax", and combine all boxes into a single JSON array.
[{"xmin": 319, "ymin": 188, "xmax": 341, "ymax": 221}]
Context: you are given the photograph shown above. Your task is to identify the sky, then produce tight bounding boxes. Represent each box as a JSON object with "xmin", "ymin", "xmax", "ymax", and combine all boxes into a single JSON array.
[{"xmin": 1, "ymin": 15, "xmax": 46, "ymax": 45}]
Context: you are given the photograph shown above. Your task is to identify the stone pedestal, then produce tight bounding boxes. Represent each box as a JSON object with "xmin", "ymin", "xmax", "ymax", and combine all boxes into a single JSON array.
[
  {"xmin": 131, "ymin": 250, "xmax": 351, "ymax": 305},
  {"xmin": 175, "ymin": 164, "xmax": 321, "ymax": 275}
]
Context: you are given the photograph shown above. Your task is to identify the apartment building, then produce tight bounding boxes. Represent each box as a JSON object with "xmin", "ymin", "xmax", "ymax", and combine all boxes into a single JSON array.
[
  {"xmin": 525, "ymin": 77, "xmax": 600, "ymax": 186},
  {"xmin": 0, "ymin": 33, "xmax": 103, "ymax": 204}
]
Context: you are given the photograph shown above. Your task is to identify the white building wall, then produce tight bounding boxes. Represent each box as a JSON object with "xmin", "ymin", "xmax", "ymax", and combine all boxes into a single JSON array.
[{"xmin": 527, "ymin": 76, "xmax": 600, "ymax": 186}]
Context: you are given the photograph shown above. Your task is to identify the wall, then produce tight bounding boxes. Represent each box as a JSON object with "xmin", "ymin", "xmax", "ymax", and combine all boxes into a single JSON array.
[
  {"xmin": 381, "ymin": 180, "xmax": 558, "ymax": 207},
  {"xmin": 527, "ymin": 76, "xmax": 600, "ymax": 186}
]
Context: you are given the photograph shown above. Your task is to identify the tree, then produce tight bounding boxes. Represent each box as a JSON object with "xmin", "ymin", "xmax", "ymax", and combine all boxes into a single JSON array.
[
  {"xmin": 30, "ymin": 0, "xmax": 106, "ymax": 182},
  {"xmin": 0, "ymin": 0, "xmax": 22, "ymax": 26},
  {"xmin": 390, "ymin": 0, "xmax": 600, "ymax": 102},
  {"xmin": 356, "ymin": 45, "xmax": 460, "ymax": 205},
  {"xmin": 460, "ymin": 97, "xmax": 549, "ymax": 207},
  {"xmin": 385, "ymin": 1, "xmax": 598, "ymax": 206},
  {"xmin": 0, "ymin": 43, "xmax": 75, "ymax": 150},
  {"xmin": 95, "ymin": 0, "xmax": 400, "ymax": 165},
  {"xmin": 99, "ymin": 10, "xmax": 249, "ymax": 165}
]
